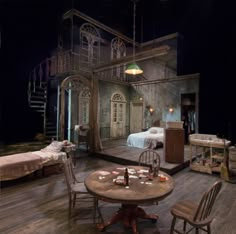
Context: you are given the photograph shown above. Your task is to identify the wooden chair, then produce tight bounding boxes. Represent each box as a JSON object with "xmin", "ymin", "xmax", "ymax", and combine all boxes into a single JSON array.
[
  {"xmin": 170, "ymin": 180, "xmax": 223, "ymax": 234},
  {"xmin": 78, "ymin": 126, "xmax": 89, "ymax": 152},
  {"xmin": 62, "ymin": 157, "xmax": 101, "ymax": 222},
  {"xmin": 139, "ymin": 149, "xmax": 161, "ymax": 170},
  {"xmin": 139, "ymin": 149, "xmax": 161, "ymax": 207}
]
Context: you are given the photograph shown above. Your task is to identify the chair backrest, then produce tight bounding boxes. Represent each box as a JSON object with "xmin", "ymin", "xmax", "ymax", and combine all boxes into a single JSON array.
[
  {"xmin": 63, "ymin": 158, "xmax": 77, "ymax": 192},
  {"xmin": 193, "ymin": 181, "xmax": 222, "ymax": 222},
  {"xmin": 139, "ymin": 149, "xmax": 161, "ymax": 170}
]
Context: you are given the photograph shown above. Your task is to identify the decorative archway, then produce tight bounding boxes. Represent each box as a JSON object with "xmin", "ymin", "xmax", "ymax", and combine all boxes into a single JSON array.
[
  {"xmin": 80, "ymin": 23, "xmax": 101, "ymax": 69},
  {"xmin": 60, "ymin": 75, "xmax": 91, "ymax": 141},
  {"xmin": 59, "ymin": 74, "xmax": 102, "ymax": 152},
  {"xmin": 78, "ymin": 88, "xmax": 91, "ymax": 125},
  {"xmin": 110, "ymin": 92, "xmax": 127, "ymax": 138},
  {"xmin": 111, "ymin": 37, "xmax": 126, "ymax": 78}
]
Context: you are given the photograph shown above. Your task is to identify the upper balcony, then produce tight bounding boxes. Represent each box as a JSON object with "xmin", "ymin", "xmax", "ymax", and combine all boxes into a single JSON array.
[{"xmin": 28, "ymin": 9, "xmax": 176, "ymax": 92}]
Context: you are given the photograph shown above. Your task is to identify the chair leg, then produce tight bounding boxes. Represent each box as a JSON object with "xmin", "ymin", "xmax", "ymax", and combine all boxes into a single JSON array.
[
  {"xmin": 195, "ymin": 228, "xmax": 199, "ymax": 234},
  {"xmin": 69, "ymin": 196, "xmax": 72, "ymax": 217},
  {"xmin": 207, "ymin": 224, "xmax": 211, "ymax": 234},
  {"xmin": 170, "ymin": 216, "xmax": 176, "ymax": 234},
  {"xmin": 93, "ymin": 198, "xmax": 97, "ymax": 223},
  {"xmin": 130, "ymin": 218, "xmax": 138, "ymax": 234},
  {"xmin": 183, "ymin": 220, "xmax": 187, "ymax": 232},
  {"xmin": 73, "ymin": 194, "xmax": 76, "ymax": 208},
  {"xmin": 97, "ymin": 200, "xmax": 104, "ymax": 224}
]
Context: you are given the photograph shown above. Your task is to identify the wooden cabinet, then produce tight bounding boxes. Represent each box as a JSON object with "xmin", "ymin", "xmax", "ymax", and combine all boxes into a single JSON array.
[{"xmin": 164, "ymin": 128, "xmax": 184, "ymax": 163}]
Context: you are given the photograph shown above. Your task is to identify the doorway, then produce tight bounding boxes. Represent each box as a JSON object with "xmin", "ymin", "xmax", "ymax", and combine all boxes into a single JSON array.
[
  {"xmin": 110, "ymin": 92, "xmax": 126, "ymax": 138},
  {"xmin": 181, "ymin": 93, "xmax": 196, "ymax": 144},
  {"xmin": 130, "ymin": 102, "xmax": 144, "ymax": 133}
]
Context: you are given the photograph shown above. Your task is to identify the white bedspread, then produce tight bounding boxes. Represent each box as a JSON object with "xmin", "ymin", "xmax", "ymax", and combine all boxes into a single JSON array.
[
  {"xmin": 33, "ymin": 150, "xmax": 67, "ymax": 166},
  {"xmin": 127, "ymin": 128, "xmax": 164, "ymax": 149}
]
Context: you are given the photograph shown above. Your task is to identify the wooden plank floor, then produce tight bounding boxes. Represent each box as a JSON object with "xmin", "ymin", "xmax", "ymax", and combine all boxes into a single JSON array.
[
  {"xmin": 1, "ymin": 152, "xmax": 236, "ymax": 234},
  {"xmin": 96, "ymin": 139, "xmax": 200, "ymax": 175}
]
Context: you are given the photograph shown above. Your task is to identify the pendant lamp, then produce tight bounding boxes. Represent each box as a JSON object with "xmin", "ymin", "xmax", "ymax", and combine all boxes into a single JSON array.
[{"xmin": 125, "ymin": 0, "xmax": 143, "ymax": 75}]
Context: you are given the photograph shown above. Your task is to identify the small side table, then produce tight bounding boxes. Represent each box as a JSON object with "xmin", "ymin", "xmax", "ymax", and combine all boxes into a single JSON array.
[{"xmin": 63, "ymin": 143, "xmax": 76, "ymax": 167}]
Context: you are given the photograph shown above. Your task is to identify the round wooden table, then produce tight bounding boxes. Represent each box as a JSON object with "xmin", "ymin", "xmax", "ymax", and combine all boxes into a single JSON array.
[{"xmin": 84, "ymin": 165, "xmax": 174, "ymax": 233}]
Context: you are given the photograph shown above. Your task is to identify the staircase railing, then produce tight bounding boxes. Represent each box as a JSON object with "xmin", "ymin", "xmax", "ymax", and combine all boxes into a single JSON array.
[
  {"xmin": 28, "ymin": 50, "xmax": 82, "ymax": 92},
  {"xmin": 27, "ymin": 48, "xmax": 142, "ymax": 139},
  {"xmin": 27, "ymin": 50, "xmax": 79, "ymax": 139}
]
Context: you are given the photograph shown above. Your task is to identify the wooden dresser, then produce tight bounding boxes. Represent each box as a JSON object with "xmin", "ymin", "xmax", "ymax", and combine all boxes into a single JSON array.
[{"xmin": 164, "ymin": 128, "xmax": 184, "ymax": 163}]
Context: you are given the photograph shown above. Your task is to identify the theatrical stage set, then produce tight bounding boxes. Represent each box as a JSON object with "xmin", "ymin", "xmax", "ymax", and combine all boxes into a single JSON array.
[{"xmin": 1, "ymin": 3, "xmax": 235, "ymax": 234}]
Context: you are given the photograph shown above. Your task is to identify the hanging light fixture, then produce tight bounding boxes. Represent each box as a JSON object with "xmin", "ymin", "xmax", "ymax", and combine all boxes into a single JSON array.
[{"xmin": 125, "ymin": 0, "xmax": 143, "ymax": 75}]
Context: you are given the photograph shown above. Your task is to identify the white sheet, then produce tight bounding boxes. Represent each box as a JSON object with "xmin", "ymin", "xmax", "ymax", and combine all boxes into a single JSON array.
[
  {"xmin": 0, "ymin": 151, "xmax": 67, "ymax": 181},
  {"xmin": 127, "ymin": 129, "xmax": 164, "ymax": 149},
  {"xmin": 0, "ymin": 141, "xmax": 73, "ymax": 181},
  {"xmin": 33, "ymin": 150, "xmax": 67, "ymax": 166}
]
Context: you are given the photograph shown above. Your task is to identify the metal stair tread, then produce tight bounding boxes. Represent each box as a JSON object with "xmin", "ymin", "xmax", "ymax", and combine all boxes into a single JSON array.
[
  {"xmin": 29, "ymin": 100, "xmax": 45, "ymax": 104},
  {"xmin": 31, "ymin": 91, "xmax": 46, "ymax": 95},
  {"xmin": 34, "ymin": 110, "xmax": 45, "ymax": 113},
  {"xmin": 45, "ymin": 131, "xmax": 56, "ymax": 133},
  {"xmin": 30, "ymin": 96, "xmax": 46, "ymax": 100},
  {"xmin": 31, "ymin": 88, "xmax": 47, "ymax": 93},
  {"xmin": 29, "ymin": 105, "xmax": 45, "ymax": 108}
]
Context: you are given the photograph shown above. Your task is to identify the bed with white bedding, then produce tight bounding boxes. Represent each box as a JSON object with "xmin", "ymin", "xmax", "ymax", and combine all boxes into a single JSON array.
[
  {"xmin": 0, "ymin": 141, "xmax": 72, "ymax": 181},
  {"xmin": 127, "ymin": 127, "xmax": 164, "ymax": 149}
]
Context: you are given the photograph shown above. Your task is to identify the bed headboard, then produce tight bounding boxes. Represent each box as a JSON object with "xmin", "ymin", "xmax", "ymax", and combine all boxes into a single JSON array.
[{"xmin": 152, "ymin": 120, "xmax": 161, "ymax": 127}]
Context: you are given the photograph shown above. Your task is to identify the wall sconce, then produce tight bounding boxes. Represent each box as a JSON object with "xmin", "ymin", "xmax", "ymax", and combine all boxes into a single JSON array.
[
  {"xmin": 146, "ymin": 105, "xmax": 154, "ymax": 115},
  {"xmin": 149, "ymin": 107, "xmax": 154, "ymax": 114},
  {"xmin": 168, "ymin": 107, "xmax": 174, "ymax": 113}
]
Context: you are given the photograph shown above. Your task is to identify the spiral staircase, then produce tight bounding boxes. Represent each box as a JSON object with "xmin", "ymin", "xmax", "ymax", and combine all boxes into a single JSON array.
[{"xmin": 28, "ymin": 71, "xmax": 57, "ymax": 141}]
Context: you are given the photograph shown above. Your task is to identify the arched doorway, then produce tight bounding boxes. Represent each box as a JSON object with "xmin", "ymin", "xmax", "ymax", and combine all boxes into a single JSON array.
[
  {"xmin": 60, "ymin": 75, "xmax": 91, "ymax": 141},
  {"xmin": 79, "ymin": 88, "xmax": 91, "ymax": 125},
  {"xmin": 110, "ymin": 92, "xmax": 127, "ymax": 138}
]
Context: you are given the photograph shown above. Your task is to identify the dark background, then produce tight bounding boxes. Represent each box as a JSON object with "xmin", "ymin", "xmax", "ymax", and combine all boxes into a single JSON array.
[{"xmin": 0, "ymin": 0, "xmax": 235, "ymax": 144}]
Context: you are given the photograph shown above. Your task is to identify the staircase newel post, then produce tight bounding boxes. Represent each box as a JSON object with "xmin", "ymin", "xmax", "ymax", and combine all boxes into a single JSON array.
[{"xmin": 43, "ymin": 84, "xmax": 47, "ymax": 141}]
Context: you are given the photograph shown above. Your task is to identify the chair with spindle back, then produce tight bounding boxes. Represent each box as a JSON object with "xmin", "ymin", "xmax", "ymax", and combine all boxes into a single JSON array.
[
  {"xmin": 138, "ymin": 149, "xmax": 160, "ymax": 170},
  {"xmin": 138, "ymin": 149, "xmax": 161, "ymax": 208},
  {"xmin": 62, "ymin": 157, "xmax": 102, "ymax": 223},
  {"xmin": 170, "ymin": 180, "xmax": 222, "ymax": 234}
]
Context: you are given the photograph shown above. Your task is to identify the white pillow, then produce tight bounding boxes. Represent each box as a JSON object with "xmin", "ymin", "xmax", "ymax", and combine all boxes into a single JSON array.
[
  {"xmin": 41, "ymin": 141, "xmax": 64, "ymax": 153},
  {"xmin": 149, "ymin": 127, "xmax": 158, "ymax": 134}
]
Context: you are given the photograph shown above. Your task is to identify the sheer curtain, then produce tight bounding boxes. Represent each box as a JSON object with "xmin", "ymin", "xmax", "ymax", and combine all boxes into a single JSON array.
[{"xmin": 89, "ymin": 78, "xmax": 103, "ymax": 151}]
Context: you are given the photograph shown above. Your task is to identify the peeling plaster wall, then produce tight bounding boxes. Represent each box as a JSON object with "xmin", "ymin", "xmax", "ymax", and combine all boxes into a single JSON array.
[
  {"xmin": 139, "ymin": 34, "xmax": 177, "ymax": 78},
  {"xmin": 139, "ymin": 59, "xmax": 176, "ymax": 81},
  {"xmin": 134, "ymin": 75, "xmax": 199, "ymax": 128}
]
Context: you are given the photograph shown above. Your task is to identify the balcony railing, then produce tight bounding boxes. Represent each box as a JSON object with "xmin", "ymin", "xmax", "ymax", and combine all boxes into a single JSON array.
[
  {"xmin": 28, "ymin": 47, "xmax": 148, "ymax": 98},
  {"xmin": 28, "ymin": 50, "xmax": 83, "ymax": 90}
]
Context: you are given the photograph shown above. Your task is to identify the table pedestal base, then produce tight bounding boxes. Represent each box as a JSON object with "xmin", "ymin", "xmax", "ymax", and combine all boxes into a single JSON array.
[{"xmin": 98, "ymin": 204, "xmax": 158, "ymax": 234}]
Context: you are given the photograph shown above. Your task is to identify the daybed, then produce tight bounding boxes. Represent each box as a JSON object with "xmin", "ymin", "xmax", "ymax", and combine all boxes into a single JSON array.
[
  {"xmin": 189, "ymin": 133, "xmax": 231, "ymax": 148},
  {"xmin": 0, "ymin": 141, "xmax": 74, "ymax": 181},
  {"xmin": 127, "ymin": 127, "xmax": 164, "ymax": 149},
  {"xmin": 189, "ymin": 133, "xmax": 231, "ymax": 175}
]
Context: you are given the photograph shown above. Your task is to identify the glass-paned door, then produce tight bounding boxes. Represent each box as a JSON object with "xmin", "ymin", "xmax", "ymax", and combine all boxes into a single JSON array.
[{"xmin": 110, "ymin": 93, "xmax": 126, "ymax": 138}]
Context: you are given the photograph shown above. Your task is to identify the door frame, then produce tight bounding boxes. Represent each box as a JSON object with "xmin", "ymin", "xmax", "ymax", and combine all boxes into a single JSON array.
[
  {"xmin": 110, "ymin": 92, "xmax": 127, "ymax": 138},
  {"xmin": 180, "ymin": 92, "xmax": 198, "ymax": 142},
  {"xmin": 130, "ymin": 101, "xmax": 144, "ymax": 133}
]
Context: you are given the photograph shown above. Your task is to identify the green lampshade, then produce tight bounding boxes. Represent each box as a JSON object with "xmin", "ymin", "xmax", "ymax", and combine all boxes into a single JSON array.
[{"xmin": 125, "ymin": 62, "xmax": 143, "ymax": 75}]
